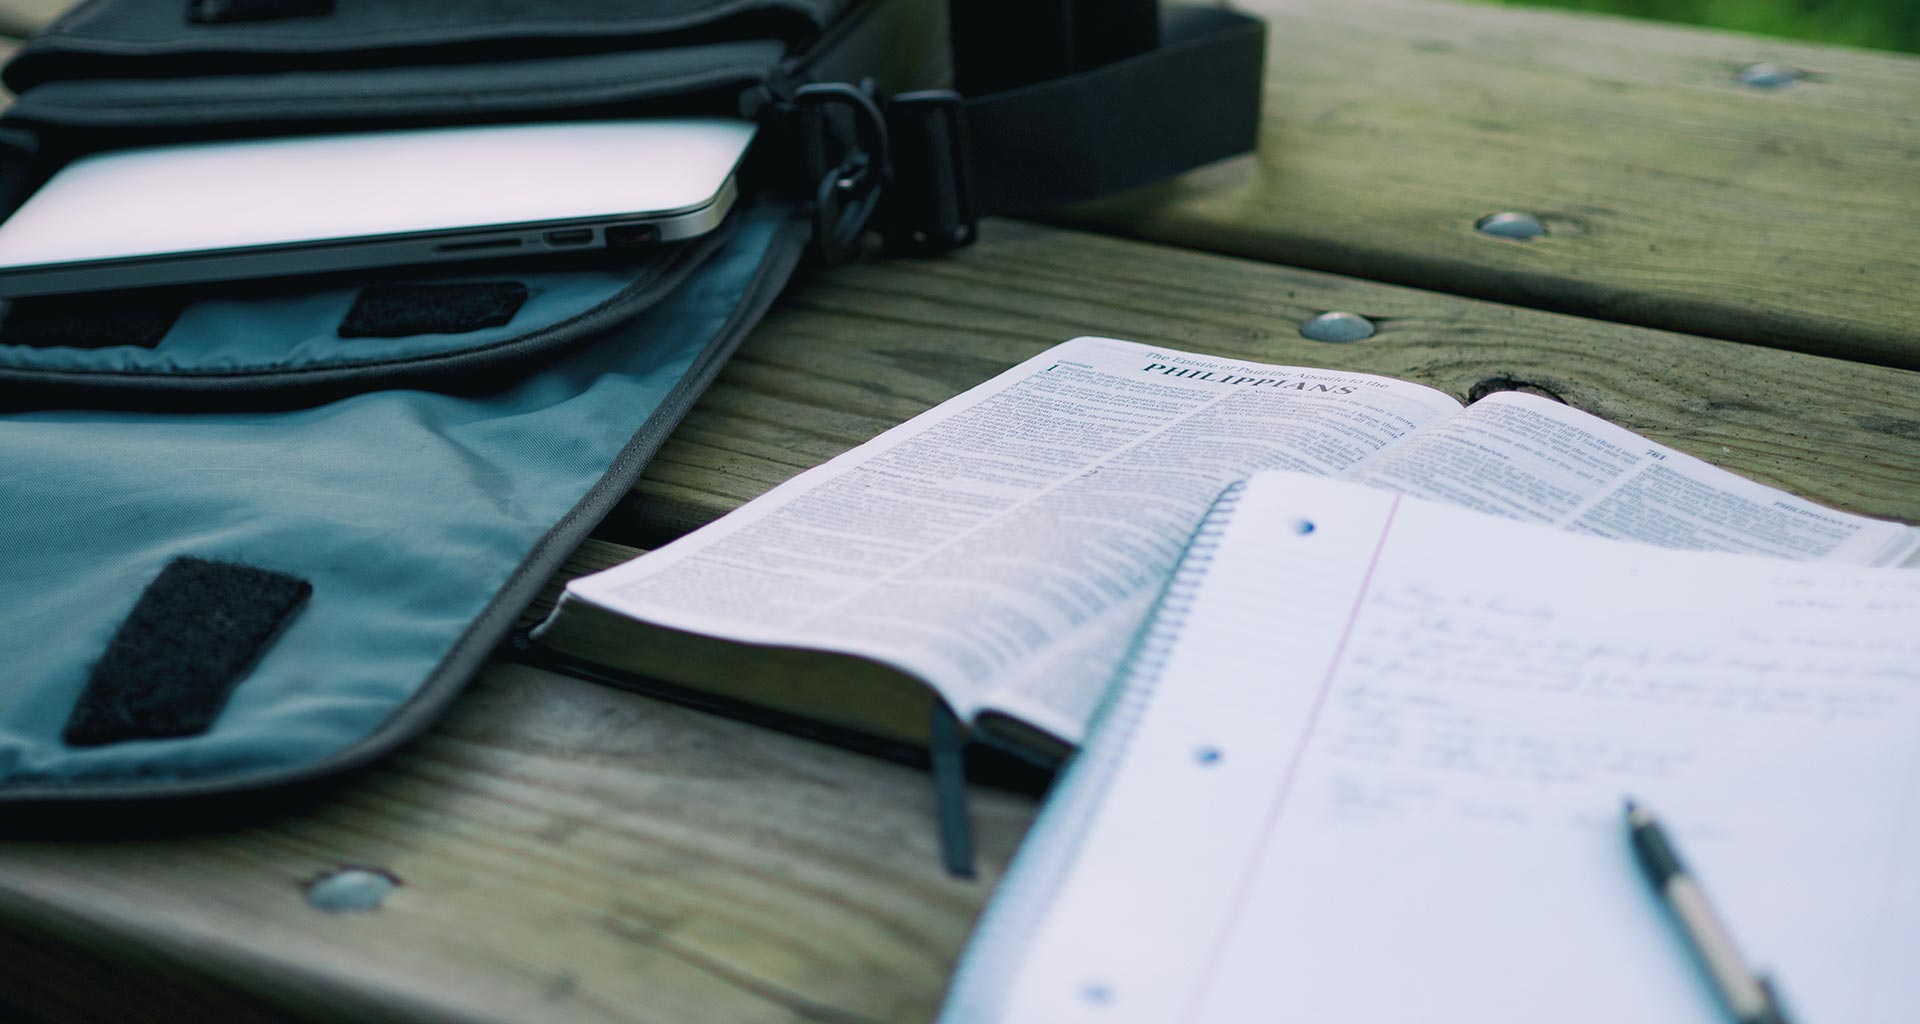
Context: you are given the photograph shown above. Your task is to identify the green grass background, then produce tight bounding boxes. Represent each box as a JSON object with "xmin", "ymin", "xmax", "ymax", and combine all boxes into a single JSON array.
[{"xmin": 1467, "ymin": 0, "xmax": 1920, "ymax": 53}]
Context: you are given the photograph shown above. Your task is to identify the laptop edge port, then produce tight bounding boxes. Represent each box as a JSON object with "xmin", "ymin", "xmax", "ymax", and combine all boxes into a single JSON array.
[
  {"xmin": 604, "ymin": 222, "xmax": 662, "ymax": 247},
  {"xmin": 435, "ymin": 237, "xmax": 524, "ymax": 254}
]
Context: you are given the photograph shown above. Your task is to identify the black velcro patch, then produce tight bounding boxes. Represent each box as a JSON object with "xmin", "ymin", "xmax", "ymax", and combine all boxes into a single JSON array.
[
  {"xmin": 188, "ymin": 0, "xmax": 336, "ymax": 24},
  {"xmin": 338, "ymin": 282, "xmax": 530, "ymax": 339},
  {"xmin": 64, "ymin": 557, "xmax": 312, "ymax": 747},
  {"xmin": 0, "ymin": 293, "xmax": 182, "ymax": 350}
]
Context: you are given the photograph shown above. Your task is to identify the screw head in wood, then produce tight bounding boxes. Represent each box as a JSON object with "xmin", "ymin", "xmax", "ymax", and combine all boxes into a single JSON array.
[
  {"xmin": 305, "ymin": 867, "xmax": 400, "ymax": 912},
  {"xmin": 1300, "ymin": 311, "xmax": 1376, "ymax": 342},
  {"xmin": 1475, "ymin": 212, "xmax": 1547, "ymax": 240},
  {"xmin": 1736, "ymin": 63, "xmax": 1802, "ymax": 89}
]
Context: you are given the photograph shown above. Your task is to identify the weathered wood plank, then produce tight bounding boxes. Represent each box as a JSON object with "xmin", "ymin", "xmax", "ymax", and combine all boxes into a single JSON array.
[
  {"xmin": 1056, "ymin": 0, "xmax": 1920, "ymax": 368},
  {"xmin": 611, "ymin": 217, "xmax": 1920, "ymax": 544},
  {"xmin": 0, "ymin": 0, "xmax": 62, "ymax": 40},
  {"xmin": 4, "ymin": 0, "xmax": 1914, "ymax": 367},
  {"xmin": 0, "ymin": 664, "xmax": 1037, "ymax": 1024}
]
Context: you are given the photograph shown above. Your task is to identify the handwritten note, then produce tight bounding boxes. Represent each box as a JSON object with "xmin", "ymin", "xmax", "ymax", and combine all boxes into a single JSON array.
[{"xmin": 963, "ymin": 472, "xmax": 1920, "ymax": 1024}]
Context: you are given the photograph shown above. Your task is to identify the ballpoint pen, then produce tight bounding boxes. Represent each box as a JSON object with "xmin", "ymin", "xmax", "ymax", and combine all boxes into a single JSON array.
[{"xmin": 1626, "ymin": 799, "xmax": 1793, "ymax": 1024}]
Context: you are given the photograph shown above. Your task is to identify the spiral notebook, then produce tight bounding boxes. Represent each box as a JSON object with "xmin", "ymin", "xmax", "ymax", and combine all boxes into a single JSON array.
[{"xmin": 940, "ymin": 472, "xmax": 1920, "ymax": 1024}]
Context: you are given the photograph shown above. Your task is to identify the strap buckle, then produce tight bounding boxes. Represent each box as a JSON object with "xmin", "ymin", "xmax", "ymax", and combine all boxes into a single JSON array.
[
  {"xmin": 780, "ymin": 84, "xmax": 979, "ymax": 263},
  {"xmin": 882, "ymin": 90, "xmax": 978, "ymax": 257},
  {"xmin": 791, "ymin": 81, "xmax": 890, "ymax": 267}
]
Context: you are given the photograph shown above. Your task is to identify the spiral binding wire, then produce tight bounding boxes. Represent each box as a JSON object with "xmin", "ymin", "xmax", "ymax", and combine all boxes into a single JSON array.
[
  {"xmin": 939, "ymin": 481, "xmax": 1249, "ymax": 1023},
  {"xmin": 1110, "ymin": 480, "xmax": 1245, "ymax": 724}
]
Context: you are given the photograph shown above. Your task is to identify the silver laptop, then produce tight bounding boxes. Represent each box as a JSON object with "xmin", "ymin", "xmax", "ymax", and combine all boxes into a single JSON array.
[{"xmin": 0, "ymin": 118, "xmax": 758, "ymax": 298}]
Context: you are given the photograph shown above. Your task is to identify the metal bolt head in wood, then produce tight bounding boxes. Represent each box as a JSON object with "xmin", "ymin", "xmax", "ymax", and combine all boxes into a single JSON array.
[
  {"xmin": 1300, "ymin": 311, "xmax": 1376, "ymax": 342},
  {"xmin": 305, "ymin": 867, "xmax": 400, "ymax": 912},
  {"xmin": 1736, "ymin": 63, "xmax": 1803, "ymax": 89},
  {"xmin": 1476, "ymin": 212, "xmax": 1548, "ymax": 240}
]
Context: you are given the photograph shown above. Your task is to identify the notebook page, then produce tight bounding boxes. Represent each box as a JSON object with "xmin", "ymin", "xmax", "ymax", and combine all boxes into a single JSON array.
[{"xmin": 961, "ymin": 472, "xmax": 1920, "ymax": 1024}]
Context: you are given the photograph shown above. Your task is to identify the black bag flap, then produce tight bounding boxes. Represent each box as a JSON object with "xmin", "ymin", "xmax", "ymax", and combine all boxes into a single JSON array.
[
  {"xmin": 4, "ymin": 0, "xmax": 854, "ymax": 93},
  {"xmin": 1, "ymin": 42, "xmax": 785, "ymax": 143}
]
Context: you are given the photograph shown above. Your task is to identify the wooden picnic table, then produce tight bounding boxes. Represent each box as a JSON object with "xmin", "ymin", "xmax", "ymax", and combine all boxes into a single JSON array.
[{"xmin": 3, "ymin": 1, "xmax": 1918, "ymax": 1022}]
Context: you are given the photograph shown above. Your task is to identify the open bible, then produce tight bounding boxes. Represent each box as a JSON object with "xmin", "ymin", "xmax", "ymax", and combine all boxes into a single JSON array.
[{"xmin": 531, "ymin": 337, "xmax": 1916, "ymax": 759}]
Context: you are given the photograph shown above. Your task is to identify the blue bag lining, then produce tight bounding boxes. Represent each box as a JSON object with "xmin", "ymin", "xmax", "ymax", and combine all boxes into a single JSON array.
[{"xmin": 0, "ymin": 202, "xmax": 807, "ymax": 798}]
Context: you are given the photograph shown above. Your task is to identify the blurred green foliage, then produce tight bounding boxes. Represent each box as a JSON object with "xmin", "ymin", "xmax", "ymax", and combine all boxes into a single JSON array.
[{"xmin": 1468, "ymin": 0, "xmax": 1920, "ymax": 53}]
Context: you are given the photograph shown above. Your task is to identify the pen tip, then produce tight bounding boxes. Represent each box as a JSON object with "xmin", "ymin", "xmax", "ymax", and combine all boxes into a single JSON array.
[{"xmin": 1623, "ymin": 797, "xmax": 1637, "ymax": 815}]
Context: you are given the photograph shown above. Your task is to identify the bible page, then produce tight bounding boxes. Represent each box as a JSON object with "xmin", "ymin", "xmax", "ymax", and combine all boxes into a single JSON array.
[
  {"xmin": 966, "ymin": 473, "xmax": 1920, "ymax": 1024},
  {"xmin": 1347, "ymin": 390, "xmax": 1917, "ymax": 564},
  {"xmin": 553, "ymin": 337, "xmax": 1461, "ymax": 741}
]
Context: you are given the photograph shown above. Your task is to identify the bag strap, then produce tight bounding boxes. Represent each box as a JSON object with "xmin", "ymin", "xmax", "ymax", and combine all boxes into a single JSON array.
[{"xmin": 785, "ymin": 3, "xmax": 1265, "ymax": 263}]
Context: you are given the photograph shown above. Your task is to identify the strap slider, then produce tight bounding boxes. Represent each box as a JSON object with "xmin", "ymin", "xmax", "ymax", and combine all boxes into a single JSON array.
[
  {"xmin": 790, "ymin": 81, "xmax": 891, "ymax": 266},
  {"xmin": 883, "ymin": 91, "xmax": 978, "ymax": 257}
]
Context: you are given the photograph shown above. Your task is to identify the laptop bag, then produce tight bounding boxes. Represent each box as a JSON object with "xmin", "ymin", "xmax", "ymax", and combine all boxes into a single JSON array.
[{"xmin": 0, "ymin": 0, "xmax": 1263, "ymax": 814}]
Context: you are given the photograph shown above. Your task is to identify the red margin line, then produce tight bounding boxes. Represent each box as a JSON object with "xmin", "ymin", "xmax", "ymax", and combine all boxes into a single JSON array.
[{"xmin": 1178, "ymin": 494, "xmax": 1403, "ymax": 1023}]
